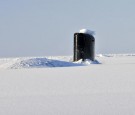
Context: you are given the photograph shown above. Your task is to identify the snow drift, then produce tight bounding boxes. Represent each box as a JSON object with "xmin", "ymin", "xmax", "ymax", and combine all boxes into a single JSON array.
[{"xmin": 0, "ymin": 56, "xmax": 100, "ymax": 69}]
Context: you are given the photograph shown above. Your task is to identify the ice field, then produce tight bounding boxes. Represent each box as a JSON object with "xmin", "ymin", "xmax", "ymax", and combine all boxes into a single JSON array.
[{"xmin": 0, "ymin": 54, "xmax": 135, "ymax": 115}]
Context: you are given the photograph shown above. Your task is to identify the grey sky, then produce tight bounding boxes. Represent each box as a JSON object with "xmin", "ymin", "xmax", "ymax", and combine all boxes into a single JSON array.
[{"xmin": 0, "ymin": 0, "xmax": 135, "ymax": 57}]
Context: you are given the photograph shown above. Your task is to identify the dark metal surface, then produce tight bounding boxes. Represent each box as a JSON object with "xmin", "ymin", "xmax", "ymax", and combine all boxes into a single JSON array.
[{"xmin": 73, "ymin": 33, "xmax": 95, "ymax": 61}]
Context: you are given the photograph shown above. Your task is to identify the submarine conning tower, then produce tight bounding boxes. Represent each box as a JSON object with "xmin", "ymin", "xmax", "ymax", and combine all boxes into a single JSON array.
[{"xmin": 73, "ymin": 29, "xmax": 95, "ymax": 62}]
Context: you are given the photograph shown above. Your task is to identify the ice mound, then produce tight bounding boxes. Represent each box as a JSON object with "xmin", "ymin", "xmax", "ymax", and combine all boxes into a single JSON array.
[
  {"xmin": 79, "ymin": 29, "xmax": 95, "ymax": 36},
  {"xmin": 10, "ymin": 57, "xmax": 100, "ymax": 69},
  {"xmin": 11, "ymin": 58, "xmax": 82, "ymax": 69},
  {"xmin": 74, "ymin": 59, "xmax": 100, "ymax": 65}
]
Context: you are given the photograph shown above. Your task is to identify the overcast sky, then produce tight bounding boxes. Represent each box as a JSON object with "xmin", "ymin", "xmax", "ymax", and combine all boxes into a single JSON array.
[{"xmin": 0, "ymin": 0, "xmax": 135, "ymax": 57}]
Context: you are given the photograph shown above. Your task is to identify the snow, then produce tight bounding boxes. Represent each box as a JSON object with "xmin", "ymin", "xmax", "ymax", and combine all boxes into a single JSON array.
[
  {"xmin": 79, "ymin": 29, "xmax": 95, "ymax": 36},
  {"xmin": 0, "ymin": 56, "xmax": 100, "ymax": 69},
  {"xmin": 0, "ymin": 54, "xmax": 135, "ymax": 115}
]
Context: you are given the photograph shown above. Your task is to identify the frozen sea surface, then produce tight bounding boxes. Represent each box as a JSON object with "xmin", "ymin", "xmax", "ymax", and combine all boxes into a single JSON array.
[{"xmin": 0, "ymin": 54, "xmax": 135, "ymax": 115}]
